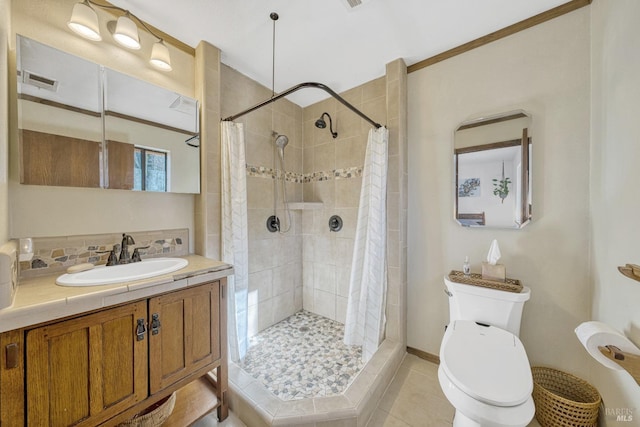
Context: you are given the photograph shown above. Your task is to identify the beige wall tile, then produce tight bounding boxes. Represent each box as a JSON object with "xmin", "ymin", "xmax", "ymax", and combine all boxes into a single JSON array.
[
  {"xmin": 335, "ymin": 136, "xmax": 367, "ymax": 170},
  {"xmin": 314, "ymin": 289, "xmax": 337, "ymax": 320},
  {"xmin": 335, "ymin": 178, "xmax": 362, "ymax": 208}
]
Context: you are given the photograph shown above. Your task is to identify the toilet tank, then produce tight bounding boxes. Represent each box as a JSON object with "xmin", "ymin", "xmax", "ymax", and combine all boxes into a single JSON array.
[{"xmin": 444, "ymin": 276, "xmax": 531, "ymax": 336}]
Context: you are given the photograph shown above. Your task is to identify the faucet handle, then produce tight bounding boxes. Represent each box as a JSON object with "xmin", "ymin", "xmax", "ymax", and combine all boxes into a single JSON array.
[
  {"xmin": 97, "ymin": 248, "xmax": 118, "ymax": 266},
  {"xmin": 132, "ymin": 246, "xmax": 150, "ymax": 262}
]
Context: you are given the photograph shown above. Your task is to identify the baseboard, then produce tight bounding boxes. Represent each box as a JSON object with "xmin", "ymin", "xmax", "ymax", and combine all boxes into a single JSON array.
[{"xmin": 407, "ymin": 346, "xmax": 440, "ymax": 364}]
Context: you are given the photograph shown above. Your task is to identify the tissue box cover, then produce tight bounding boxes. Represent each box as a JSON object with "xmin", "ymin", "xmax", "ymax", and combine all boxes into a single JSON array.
[{"xmin": 481, "ymin": 262, "xmax": 506, "ymax": 282}]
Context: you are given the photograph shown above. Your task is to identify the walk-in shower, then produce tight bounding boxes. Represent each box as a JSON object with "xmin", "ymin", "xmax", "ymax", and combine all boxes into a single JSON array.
[
  {"xmin": 221, "ymin": 76, "xmax": 394, "ymax": 424},
  {"xmin": 220, "ymin": 14, "xmax": 396, "ymax": 425}
]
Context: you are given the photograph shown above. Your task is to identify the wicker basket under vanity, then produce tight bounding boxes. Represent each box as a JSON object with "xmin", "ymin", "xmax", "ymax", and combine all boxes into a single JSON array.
[
  {"xmin": 118, "ymin": 392, "xmax": 176, "ymax": 427},
  {"xmin": 531, "ymin": 367, "xmax": 601, "ymax": 427}
]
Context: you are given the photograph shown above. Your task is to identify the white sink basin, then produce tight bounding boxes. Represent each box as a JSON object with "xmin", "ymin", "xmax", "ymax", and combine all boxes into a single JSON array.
[{"xmin": 56, "ymin": 258, "xmax": 189, "ymax": 287}]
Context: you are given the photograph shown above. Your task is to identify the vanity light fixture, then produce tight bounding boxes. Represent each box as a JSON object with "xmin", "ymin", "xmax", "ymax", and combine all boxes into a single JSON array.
[{"xmin": 67, "ymin": 0, "xmax": 172, "ymax": 71}]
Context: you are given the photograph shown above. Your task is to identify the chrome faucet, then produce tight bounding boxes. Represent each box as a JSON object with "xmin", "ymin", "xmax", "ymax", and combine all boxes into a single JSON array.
[{"xmin": 119, "ymin": 234, "xmax": 135, "ymax": 264}]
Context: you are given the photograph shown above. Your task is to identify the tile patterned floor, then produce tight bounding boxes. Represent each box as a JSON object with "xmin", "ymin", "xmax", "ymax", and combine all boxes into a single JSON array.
[
  {"xmin": 369, "ymin": 354, "xmax": 541, "ymax": 427},
  {"xmin": 194, "ymin": 353, "xmax": 542, "ymax": 427},
  {"xmin": 238, "ymin": 310, "xmax": 364, "ymax": 400}
]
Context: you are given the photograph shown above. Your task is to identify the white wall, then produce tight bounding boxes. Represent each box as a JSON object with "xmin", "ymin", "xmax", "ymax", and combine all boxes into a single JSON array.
[
  {"xmin": 7, "ymin": 0, "xmax": 195, "ymax": 249},
  {"xmin": 590, "ymin": 0, "xmax": 640, "ymax": 417},
  {"xmin": 408, "ymin": 6, "xmax": 593, "ymax": 378}
]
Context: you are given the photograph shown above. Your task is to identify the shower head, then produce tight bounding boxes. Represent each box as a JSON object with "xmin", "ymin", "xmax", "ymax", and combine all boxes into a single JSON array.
[
  {"xmin": 315, "ymin": 112, "xmax": 338, "ymax": 138},
  {"xmin": 274, "ymin": 134, "xmax": 289, "ymax": 149}
]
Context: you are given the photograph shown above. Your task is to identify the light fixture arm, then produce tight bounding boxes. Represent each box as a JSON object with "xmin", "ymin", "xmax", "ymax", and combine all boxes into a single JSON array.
[{"xmin": 84, "ymin": 0, "xmax": 163, "ymax": 41}]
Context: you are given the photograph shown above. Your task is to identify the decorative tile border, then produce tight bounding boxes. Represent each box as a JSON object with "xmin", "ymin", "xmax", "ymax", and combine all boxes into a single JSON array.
[
  {"xmin": 19, "ymin": 228, "xmax": 189, "ymax": 279},
  {"xmin": 246, "ymin": 164, "xmax": 362, "ymax": 183},
  {"xmin": 246, "ymin": 165, "xmax": 304, "ymax": 183}
]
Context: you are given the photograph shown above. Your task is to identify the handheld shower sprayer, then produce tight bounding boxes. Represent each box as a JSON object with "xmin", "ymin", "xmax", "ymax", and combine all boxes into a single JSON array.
[
  {"xmin": 271, "ymin": 131, "xmax": 291, "ymax": 233},
  {"xmin": 274, "ymin": 133, "xmax": 289, "ymax": 160}
]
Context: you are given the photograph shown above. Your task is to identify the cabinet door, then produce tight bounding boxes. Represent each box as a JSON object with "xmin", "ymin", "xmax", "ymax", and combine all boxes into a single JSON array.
[
  {"xmin": 149, "ymin": 281, "xmax": 221, "ymax": 394},
  {"xmin": 26, "ymin": 301, "xmax": 148, "ymax": 426},
  {"xmin": 0, "ymin": 329, "xmax": 24, "ymax": 426}
]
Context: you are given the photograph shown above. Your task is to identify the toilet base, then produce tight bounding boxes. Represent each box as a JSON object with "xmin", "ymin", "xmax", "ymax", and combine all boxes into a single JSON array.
[{"xmin": 453, "ymin": 410, "xmax": 482, "ymax": 427}]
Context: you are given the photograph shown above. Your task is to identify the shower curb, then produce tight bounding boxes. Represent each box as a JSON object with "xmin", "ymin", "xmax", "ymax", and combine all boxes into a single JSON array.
[{"xmin": 227, "ymin": 340, "xmax": 405, "ymax": 427}]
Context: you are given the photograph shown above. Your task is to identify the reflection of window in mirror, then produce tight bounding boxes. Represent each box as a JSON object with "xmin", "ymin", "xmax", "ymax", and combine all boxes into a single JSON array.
[{"xmin": 134, "ymin": 147, "xmax": 168, "ymax": 192}]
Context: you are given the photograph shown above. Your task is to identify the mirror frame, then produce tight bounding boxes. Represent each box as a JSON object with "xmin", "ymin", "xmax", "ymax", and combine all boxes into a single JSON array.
[{"xmin": 454, "ymin": 110, "xmax": 532, "ymax": 229}]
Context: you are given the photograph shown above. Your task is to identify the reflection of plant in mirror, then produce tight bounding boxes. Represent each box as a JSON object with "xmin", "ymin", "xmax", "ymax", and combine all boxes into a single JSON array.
[
  {"xmin": 492, "ymin": 177, "xmax": 511, "ymax": 203},
  {"xmin": 493, "ymin": 161, "xmax": 511, "ymax": 203}
]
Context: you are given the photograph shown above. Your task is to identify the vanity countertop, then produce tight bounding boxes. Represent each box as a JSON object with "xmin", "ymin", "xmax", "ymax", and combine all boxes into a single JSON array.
[{"xmin": 0, "ymin": 254, "xmax": 233, "ymax": 334}]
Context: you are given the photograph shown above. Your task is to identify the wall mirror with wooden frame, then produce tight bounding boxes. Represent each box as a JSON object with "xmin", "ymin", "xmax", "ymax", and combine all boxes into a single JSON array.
[
  {"xmin": 454, "ymin": 110, "xmax": 532, "ymax": 229},
  {"xmin": 16, "ymin": 35, "xmax": 200, "ymax": 194}
]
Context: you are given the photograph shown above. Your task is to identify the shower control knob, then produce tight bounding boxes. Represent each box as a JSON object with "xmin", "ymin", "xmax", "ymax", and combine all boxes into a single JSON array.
[
  {"xmin": 266, "ymin": 215, "xmax": 280, "ymax": 233},
  {"xmin": 329, "ymin": 215, "xmax": 343, "ymax": 232}
]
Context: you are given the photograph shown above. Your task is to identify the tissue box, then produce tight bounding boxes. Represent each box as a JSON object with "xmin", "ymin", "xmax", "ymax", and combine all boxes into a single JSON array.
[{"xmin": 482, "ymin": 262, "xmax": 506, "ymax": 282}]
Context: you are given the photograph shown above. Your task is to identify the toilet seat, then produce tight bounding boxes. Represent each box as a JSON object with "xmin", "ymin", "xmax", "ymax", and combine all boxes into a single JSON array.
[
  {"xmin": 438, "ymin": 367, "xmax": 535, "ymax": 427},
  {"xmin": 440, "ymin": 320, "xmax": 533, "ymax": 407}
]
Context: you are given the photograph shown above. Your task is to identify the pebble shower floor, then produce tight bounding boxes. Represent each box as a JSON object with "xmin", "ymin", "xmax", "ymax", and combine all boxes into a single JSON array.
[{"xmin": 240, "ymin": 310, "xmax": 364, "ymax": 400}]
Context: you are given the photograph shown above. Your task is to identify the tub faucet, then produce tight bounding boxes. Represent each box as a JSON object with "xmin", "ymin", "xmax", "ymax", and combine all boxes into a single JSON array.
[{"xmin": 119, "ymin": 234, "xmax": 135, "ymax": 264}]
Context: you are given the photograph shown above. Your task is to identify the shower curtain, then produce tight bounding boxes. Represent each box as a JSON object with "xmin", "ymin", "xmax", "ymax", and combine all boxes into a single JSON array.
[
  {"xmin": 221, "ymin": 121, "xmax": 249, "ymax": 362},
  {"xmin": 344, "ymin": 126, "xmax": 389, "ymax": 363}
]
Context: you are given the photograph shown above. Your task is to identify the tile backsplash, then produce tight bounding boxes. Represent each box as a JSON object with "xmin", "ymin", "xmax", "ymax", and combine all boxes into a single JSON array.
[{"xmin": 19, "ymin": 229, "xmax": 189, "ymax": 279}]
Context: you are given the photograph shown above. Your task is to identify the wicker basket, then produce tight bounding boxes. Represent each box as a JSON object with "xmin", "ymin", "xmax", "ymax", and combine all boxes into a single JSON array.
[
  {"xmin": 531, "ymin": 367, "xmax": 601, "ymax": 427},
  {"xmin": 448, "ymin": 270, "xmax": 523, "ymax": 293},
  {"xmin": 118, "ymin": 392, "xmax": 176, "ymax": 427}
]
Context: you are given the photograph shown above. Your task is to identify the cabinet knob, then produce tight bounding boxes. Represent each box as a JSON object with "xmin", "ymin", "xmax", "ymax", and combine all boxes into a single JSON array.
[
  {"xmin": 151, "ymin": 313, "xmax": 161, "ymax": 335},
  {"xmin": 136, "ymin": 318, "xmax": 147, "ymax": 341}
]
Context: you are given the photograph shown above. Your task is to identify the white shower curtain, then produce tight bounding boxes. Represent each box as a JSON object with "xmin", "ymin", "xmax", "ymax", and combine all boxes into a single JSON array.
[
  {"xmin": 344, "ymin": 126, "xmax": 389, "ymax": 363},
  {"xmin": 221, "ymin": 121, "xmax": 249, "ymax": 362}
]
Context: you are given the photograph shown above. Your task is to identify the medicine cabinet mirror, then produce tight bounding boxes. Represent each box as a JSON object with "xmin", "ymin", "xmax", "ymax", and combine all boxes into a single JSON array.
[
  {"xmin": 454, "ymin": 110, "xmax": 532, "ymax": 229},
  {"xmin": 16, "ymin": 35, "xmax": 200, "ymax": 193}
]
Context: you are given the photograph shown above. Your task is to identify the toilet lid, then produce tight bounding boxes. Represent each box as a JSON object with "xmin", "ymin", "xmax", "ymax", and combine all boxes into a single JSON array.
[{"xmin": 440, "ymin": 320, "xmax": 533, "ymax": 407}]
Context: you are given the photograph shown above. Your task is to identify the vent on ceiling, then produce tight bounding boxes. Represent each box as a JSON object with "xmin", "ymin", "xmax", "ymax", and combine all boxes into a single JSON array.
[
  {"xmin": 22, "ymin": 70, "xmax": 59, "ymax": 92},
  {"xmin": 340, "ymin": 0, "xmax": 372, "ymax": 10},
  {"xmin": 169, "ymin": 95, "xmax": 197, "ymax": 114}
]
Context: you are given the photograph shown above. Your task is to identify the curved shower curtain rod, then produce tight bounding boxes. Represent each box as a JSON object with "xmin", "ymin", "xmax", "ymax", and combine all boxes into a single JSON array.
[{"xmin": 223, "ymin": 82, "xmax": 383, "ymax": 129}]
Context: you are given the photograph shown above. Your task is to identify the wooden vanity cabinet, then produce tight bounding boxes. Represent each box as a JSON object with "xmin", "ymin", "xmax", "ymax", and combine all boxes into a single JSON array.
[
  {"xmin": 0, "ymin": 279, "xmax": 228, "ymax": 426},
  {"xmin": 26, "ymin": 301, "xmax": 148, "ymax": 426}
]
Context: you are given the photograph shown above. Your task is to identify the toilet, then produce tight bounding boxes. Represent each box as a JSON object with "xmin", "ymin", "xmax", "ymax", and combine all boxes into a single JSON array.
[{"xmin": 438, "ymin": 277, "xmax": 535, "ymax": 427}]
